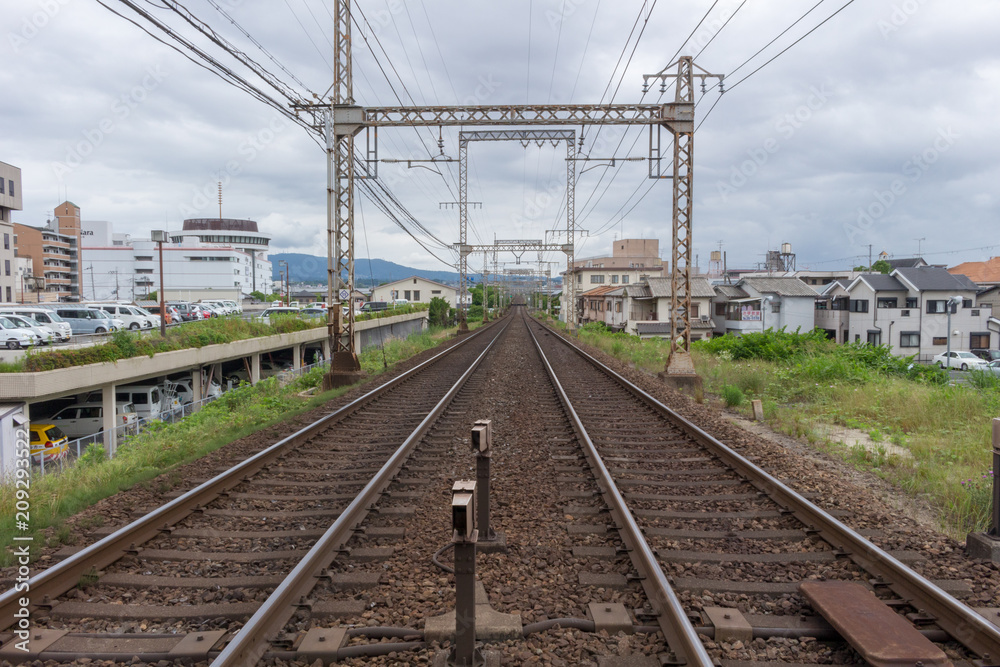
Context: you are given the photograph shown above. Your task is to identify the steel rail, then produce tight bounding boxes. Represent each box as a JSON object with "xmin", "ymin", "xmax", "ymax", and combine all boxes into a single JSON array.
[
  {"xmin": 525, "ymin": 315, "xmax": 715, "ymax": 666},
  {"xmin": 0, "ymin": 320, "xmax": 499, "ymax": 632},
  {"xmin": 211, "ymin": 317, "xmax": 512, "ymax": 666},
  {"xmin": 535, "ymin": 316, "xmax": 1000, "ymax": 659}
]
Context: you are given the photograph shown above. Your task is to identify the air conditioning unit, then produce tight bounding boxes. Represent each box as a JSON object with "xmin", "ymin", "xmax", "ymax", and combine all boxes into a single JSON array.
[{"xmin": 700, "ymin": 314, "xmax": 710, "ymax": 322}]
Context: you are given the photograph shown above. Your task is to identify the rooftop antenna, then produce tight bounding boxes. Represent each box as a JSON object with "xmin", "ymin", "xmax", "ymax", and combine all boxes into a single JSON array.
[{"xmin": 218, "ymin": 181, "xmax": 223, "ymax": 220}]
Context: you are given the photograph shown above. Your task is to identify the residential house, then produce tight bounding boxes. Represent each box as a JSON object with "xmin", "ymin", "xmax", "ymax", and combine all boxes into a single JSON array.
[
  {"xmin": 371, "ymin": 276, "xmax": 458, "ymax": 307},
  {"xmin": 565, "ymin": 239, "xmax": 665, "ymax": 319},
  {"xmin": 626, "ymin": 276, "xmax": 716, "ymax": 340},
  {"xmin": 814, "ymin": 267, "xmax": 997, "ymax": 360},
  {"xmin": 949, "ymin": 257, "xmax": 1000, "ymax": 287},
  {"xmin": 580, "ymin": 285, "xmax": 628, "ymax": 329},
  {"xmin": 713, "ymin": 277, "xmax": 819, "ymax": 335}
]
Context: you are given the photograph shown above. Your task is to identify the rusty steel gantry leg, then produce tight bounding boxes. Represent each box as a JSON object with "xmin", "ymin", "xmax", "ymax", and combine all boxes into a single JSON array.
[
  {"xmin": 661, "ymin": 56, "xmax": 701, "ymax": 387},
  {"xmin": 324, "ymin": 0, "xmax": 365, "ymax": 389}
]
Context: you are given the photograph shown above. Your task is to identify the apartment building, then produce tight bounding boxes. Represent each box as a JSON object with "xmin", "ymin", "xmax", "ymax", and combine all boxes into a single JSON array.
[
  {"xmin": 13, "ymin": 201, "xmax": 82, "ymax": 302},
  {"xmin": 0, "ymin": 162, "xmax": 22, "ymax": 304}
]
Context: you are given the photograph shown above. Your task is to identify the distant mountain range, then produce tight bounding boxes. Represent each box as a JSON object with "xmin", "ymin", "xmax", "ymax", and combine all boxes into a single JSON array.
[{"xmin": 270, "ymin": 253, "xmax": 460, "ymax": 286}]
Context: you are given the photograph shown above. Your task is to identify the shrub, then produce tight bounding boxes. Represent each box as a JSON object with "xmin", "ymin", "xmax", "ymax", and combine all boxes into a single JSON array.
[{"xmin": 721, "ymin": 385, "xmax": 744, "ymax": 407}]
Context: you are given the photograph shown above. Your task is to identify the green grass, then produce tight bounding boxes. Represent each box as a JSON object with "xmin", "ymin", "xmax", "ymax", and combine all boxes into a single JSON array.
[
  {"xmin": 559, "ymin": 324, "xmax": 997, "ymax": 539},
  {"xmin": 0, "ymin": 322, "xmax": 451, "ymax": 566}
]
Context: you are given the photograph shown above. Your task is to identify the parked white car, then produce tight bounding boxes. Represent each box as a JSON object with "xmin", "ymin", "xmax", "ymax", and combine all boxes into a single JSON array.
[
  {"xmin": 0, "ymin": 307, "xmax": 72, "ymax": 342},
  {"xmin": 0, "ymin": 317, "xmax": 36, "ymax": 349},
  {"xmin": 0, "ymin": 314, "xmax": 51, "ymax": 345},
  {"xmin": 255, "ymin": 307, "xmax": 301, "ymax": 324},
  {"xmin": 48, "ymin": 400, "xmax": 139, "ymax": 440},
  {"xmin": 932, "ymin": 350, "xmax": 990, "ymax": 370}
]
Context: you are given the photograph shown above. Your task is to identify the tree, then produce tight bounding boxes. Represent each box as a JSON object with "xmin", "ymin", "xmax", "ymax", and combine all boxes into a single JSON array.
[
  {"xmin": 250, "ymin": 290, "xmax": 266, "ymax": 303},
  {"xmin": 147, "ymin": 291, "xmax": 157, "ymax": 302},
  {"xmin": 428, "ymin": 296, "xmax": 451, "ymax": 327},
  {"xmin": 854, "ymin": 260, "xmax": 891, "ymax": 274}
]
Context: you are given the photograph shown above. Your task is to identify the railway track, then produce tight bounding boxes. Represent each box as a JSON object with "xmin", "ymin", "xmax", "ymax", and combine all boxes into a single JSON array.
[
  {"xmin": 0, "ymin": 316, "xmax": 510, "ymax": 664},
  {"xmin": 525, "ymin": 310, "xmax": 1000, "ymax": 665},
  {"xmin": 3, "ymin": 307, "xmax": 999, "ymax": 666}
]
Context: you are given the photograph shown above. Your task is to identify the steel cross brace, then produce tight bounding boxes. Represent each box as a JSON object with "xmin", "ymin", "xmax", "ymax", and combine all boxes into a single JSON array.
[{"xmin": 454, "ymin": 130, "xmax": 577, "ymax": 327}]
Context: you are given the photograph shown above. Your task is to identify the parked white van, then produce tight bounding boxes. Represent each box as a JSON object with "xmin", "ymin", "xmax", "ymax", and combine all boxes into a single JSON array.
[
  {"xmin": 0, "ymin": 307, "xmax": 72, "ymax": 342},
  {"xmin": 92, "ymin": 303, "xmax": 153, "ymax": 331},
  {"xmin": 115, "ymin": 385, "xmax": 164, "ymax": 422}
]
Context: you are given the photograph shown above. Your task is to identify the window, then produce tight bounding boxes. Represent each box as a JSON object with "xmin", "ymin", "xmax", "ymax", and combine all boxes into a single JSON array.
[
  {"xmin": 906, "ymin": 297, "xmax": 918, "ymax": 308},
  {"xmin": 432, "ymin": 290, "xmax": 441, "ymax": 295},
  {"xmin": 932, "ymin": 337, "xmax": 947, "ymax": 345},
  {"xmin": 621, "ymin": 275, "xmax": 629, "ymax": 284},
  {"xmin": 611, "ymin": 275, "xmax": 619, "ymax": 284},
  {"xmin": 404, "ymin": 290, "xmax": 411, "ymax": 300},
  {"xmin": 3, "ymin": 233, "xmax": 8, "ymax": 250},
  {"xmin": 577, "ymin": 274, "xmax": 582, "ymax": 284},
  {"xmin": 4, "ymin": 287, "xmax": 9, "ymax": 302},
  {"xmin": 926, "ymin": 300, "xmax": 950, "ymax": 314},
  {"xmin": 413, "ymin": 290, "xmax": 420, "ymax": 300},
  {"xmin": 877, "ymin": 297, "xmax": 897, "ymax": 308},
  {"xmin": 973, "ymin": 309, "xmax": 980, "ymax": 316},
  {"xmin": 0, "ymin": 179, "xmax": 4, "ymax": 194},
  {"xmin": 3, "ymin": 259, "xmax": 9, "ymax": 276},
  {"xmin": 971, "ymin": 333, "xmax": 990, "ymax": 349},
  {"xmin": 849, "ymin": 299, "xmax": 869, "ymax": 313},
  {"xmin": 8, "ymin": 180, "xmax": 13, "ymax": 197},
  {"xmin": 715, "ymin": 302, "xmax": 726, "ymax": 316},
  {"xmin": 815, "ymin": 301, "xmax": 827, "ymax": 310},
  {"xmin": 867, "ymin": 331, "xmax": 881, "ymax": 346},
  {"xmin": 900, "ymin": 332, "xmax": 919, "ymax": 348},
  {"xmin": 963, "ymin": 299, "xmax": 973, "ymax": 308},
  {"xmin": 615, "ymin": 302, "xmax": 621, "ymax": 313},
  {"xmin": 136, "ymin": 256, "xmax": 153, "ymax": 261},
  {"xmin": 590, "ymin": 275, "xmax": 604, "ymax": 284},
  {"xmin": 770, "ymin": 301, "xmax": 780, "ymax": 313},
  {"xmin": 901, "ymin": 309, "xmax": 910, "ymax": 316}
]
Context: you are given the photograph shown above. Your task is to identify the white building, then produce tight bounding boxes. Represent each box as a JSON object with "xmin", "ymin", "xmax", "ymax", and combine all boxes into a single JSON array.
[
  {"xmin": 371, "ymin": 276, "xmax": 458, "ymax": 306},
  {"xmin": 815, "ymin": 267, "xmax": 998, "ymax": 359},
  {"xmin": 81, "ymin": 218, "xmax": 273, "ymax": 301},
  {"xmin": 713, "ymin": 277, "xmax": 819, "ymax": 335}
]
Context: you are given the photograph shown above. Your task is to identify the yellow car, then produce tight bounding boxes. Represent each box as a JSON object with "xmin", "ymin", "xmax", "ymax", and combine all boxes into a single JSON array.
[{"xmin": 29, "ymin": 423, "xmax": 69, "ymax": 465}]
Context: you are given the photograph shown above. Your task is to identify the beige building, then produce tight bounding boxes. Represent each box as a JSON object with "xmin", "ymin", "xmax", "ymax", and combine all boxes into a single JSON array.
[
  {"xmin": 371, "ymin": 276, "xmax": 458, "ymax": 306},
  {"xmin": 565, "ymin": 239, "xmax": 665, "ymax": 321},
  {"xmin": 0, "ymin": 162, "xmax": 22, "ymax": 304}
]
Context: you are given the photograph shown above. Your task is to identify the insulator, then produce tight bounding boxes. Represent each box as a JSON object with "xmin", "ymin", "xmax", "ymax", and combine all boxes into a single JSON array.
[{"xmin": 642, "ymin": 83, "xmax": 648, "ymax": 94}]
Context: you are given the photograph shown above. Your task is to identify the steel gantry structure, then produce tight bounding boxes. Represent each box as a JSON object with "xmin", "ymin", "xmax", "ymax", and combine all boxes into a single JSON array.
[
  {"xmin": 309, "ymin": 0, "xmax": 721, "ymax": 384},
  {"xmin": 455, "ymin": 130, "xmax": 577, "ymax": 329}
]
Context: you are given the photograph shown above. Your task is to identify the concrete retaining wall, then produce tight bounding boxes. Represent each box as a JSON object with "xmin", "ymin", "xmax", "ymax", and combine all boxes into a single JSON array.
[{"xmin": 0, "ymin": 312, "xmax": 427, "ymax": 402}]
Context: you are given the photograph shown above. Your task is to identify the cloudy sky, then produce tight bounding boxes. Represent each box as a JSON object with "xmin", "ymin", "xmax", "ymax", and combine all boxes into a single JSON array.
[{"xmin": 4, "ymin": 0, "xmax": 998, "ymax": 275}]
